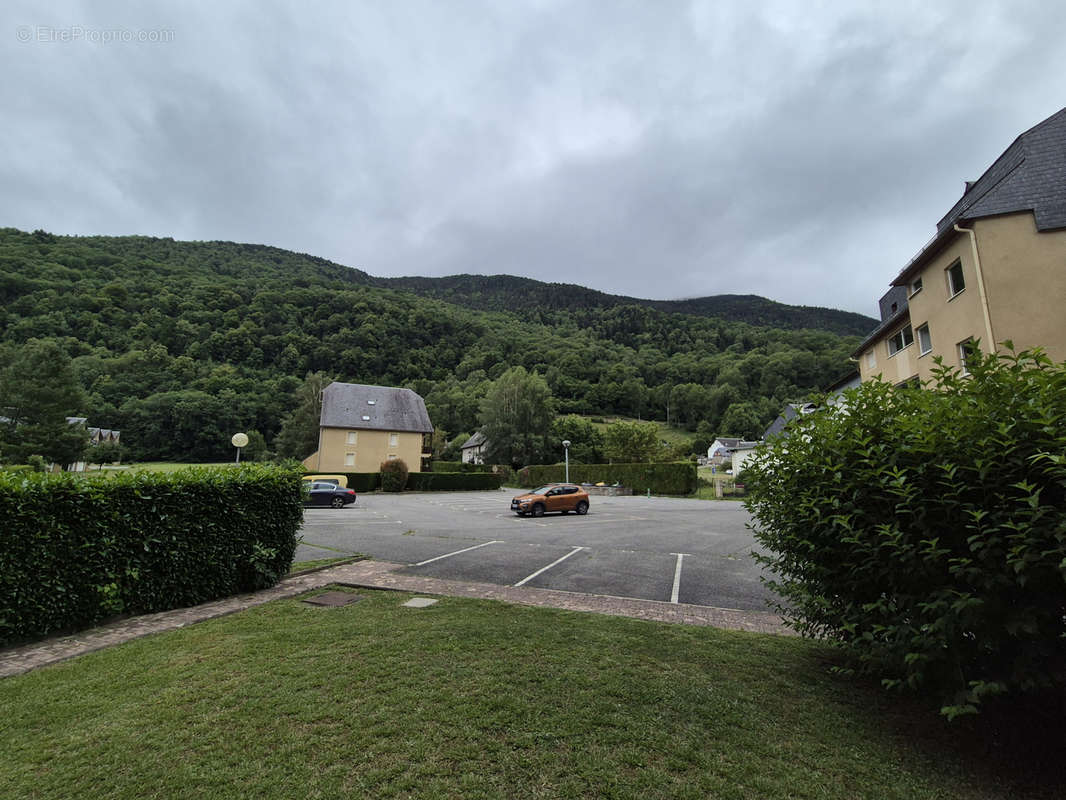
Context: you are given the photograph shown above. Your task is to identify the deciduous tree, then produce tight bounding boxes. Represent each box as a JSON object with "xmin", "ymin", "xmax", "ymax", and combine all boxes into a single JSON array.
[{"xmin": 480, "ymin": 367, "xmax": 556, "ymax": 468}]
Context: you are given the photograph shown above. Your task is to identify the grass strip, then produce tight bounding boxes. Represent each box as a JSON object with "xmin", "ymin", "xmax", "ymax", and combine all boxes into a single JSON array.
[{"xmin": 0, "ymin": 590, "xmax": 1056, "ymax": 799}]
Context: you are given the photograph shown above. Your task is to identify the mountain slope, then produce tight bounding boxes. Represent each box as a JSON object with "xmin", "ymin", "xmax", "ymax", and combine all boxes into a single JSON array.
[
  {"xmin": 375, "ymin": 274, "xmax": 875, "ymax": 336},
  {"xmin": 0, "ymin": 228, "xmax": 865, "ymax": 460}
]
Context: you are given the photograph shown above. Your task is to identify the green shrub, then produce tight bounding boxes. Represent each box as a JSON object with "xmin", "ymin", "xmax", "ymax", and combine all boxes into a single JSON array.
[
  {"xmin": 380, "ymin": 458, "xmax": 409, "ymax": 492},
  {"xmin": 742, "ymin": 347, "xmax": 1066, "ymax": 718},
  {"xmin": 517, "ymin": 462, "xmax": 697, "ymax": 495},
  {"xmin": 0, "ymin": 465, "xmax": 303, "ymax": 644},
  {"xmin": 406, "ymin": 472, "xmax": 503, "ymax": 491}
]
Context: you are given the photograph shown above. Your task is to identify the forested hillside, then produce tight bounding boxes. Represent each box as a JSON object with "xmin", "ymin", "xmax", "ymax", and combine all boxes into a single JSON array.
[
  {"xmin": 376, "ymin": 275, "xmax": 875, "ymax": 336},
  {"xmin": 0, "ymin": 228, "xmax": 868, "ymax": 461}
]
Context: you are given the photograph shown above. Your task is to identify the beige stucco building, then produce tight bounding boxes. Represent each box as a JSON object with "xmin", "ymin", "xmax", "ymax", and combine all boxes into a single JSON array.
[
  {"xmin": 855, "ymin": 107, "xmax": 1066, "ymax": 384},
  {"xmin": 302, "ymin": 382, "xmax": 433, "ymax": 473}
]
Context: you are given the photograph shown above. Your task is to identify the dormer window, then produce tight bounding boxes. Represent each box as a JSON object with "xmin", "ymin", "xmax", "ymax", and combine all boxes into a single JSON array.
[
  {"xmin": 362, "ymin": 415, "xmax": 371, "ymax": 421},
  {"xmin": 890, "ymin": 302, "xmax": 898, "ymax": 314},
  {"xmin": 367, "ymin": 400, "xmax": 376, "ymax": 405}
]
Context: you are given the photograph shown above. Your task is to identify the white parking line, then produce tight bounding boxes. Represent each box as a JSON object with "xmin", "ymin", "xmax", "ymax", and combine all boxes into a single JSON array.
[
  {"xmin": 670, "ymin": 553, "xmax": 688, "ymax": 604},
  {"xmin": 413, "ymin": 540, "xmax": 499, "ymax": 566},
  {"xmin": 514, "ymin": 546, "xmax": 586, "ymax": 587}
]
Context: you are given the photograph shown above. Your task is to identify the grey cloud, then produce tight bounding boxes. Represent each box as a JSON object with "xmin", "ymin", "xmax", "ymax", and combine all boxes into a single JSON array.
[{"xmin": 2, "ymin": 0, "xmax": 1065, "ymax": 316}]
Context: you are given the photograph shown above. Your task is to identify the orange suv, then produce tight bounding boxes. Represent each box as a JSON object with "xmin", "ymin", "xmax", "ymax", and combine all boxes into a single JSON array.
[{"xmin": 511, "ymin": 483, "xmax": 590, "ymax": 517}]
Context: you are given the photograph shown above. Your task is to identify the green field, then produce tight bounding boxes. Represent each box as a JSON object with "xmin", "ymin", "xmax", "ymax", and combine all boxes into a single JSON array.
[
  {"xmin": 586, "ymin": 416, "xmax": 699, "ymax": 450},
  {"xmin": 1, "ymin": 589, "xmax": 1056, "ymax": 799}
]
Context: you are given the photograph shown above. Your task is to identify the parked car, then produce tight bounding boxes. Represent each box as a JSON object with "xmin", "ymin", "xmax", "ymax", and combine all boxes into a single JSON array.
[
  {"xmin": 301, "ymin": 474, "xmax": 348, "ymax": 488},
  {"xmin": 511, "ymin": 484, "xmax": 589, "ymax": 517},
  {"xmin": 304, "ymin": 481, "xmax": 357, "ymax": 508}
]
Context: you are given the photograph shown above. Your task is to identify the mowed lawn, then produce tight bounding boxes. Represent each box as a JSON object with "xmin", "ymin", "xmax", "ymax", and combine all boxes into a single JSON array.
[{"xmin": 0, "ymin": 590, "xmax": 1052, "ymax": 799}]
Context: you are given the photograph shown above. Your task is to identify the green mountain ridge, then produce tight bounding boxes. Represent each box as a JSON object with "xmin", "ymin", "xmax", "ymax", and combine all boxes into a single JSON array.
[
  {"xmin": 371, "ymin": 274, "xmax": 875, "ymax": 336},
  {"xmin": 0, "ymin": 228, "xmax": 867, "ymax": 461}
]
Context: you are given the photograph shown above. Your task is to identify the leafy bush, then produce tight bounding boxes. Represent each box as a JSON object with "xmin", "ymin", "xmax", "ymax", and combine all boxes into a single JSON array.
[
  {"xmin": 380, "ymin": 458, "xmax": 409, "ymax": 492},
  {"xmin": 0, "ymin": 465, "xmax": 303, "ymax": 644},
  {"xmin": 517, "ymin": 462, "xmax": 697, "ymax": 495},
  {"xmin": 406, "ymin": 472, "xmax": 503, "ymax": 491},
  {"xmin": 742, "ymin": 348, "xmax": 1066, "ymax": 717}
]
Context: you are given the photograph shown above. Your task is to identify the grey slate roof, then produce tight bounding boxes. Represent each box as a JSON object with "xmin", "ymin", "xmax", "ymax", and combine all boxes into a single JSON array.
[
  {"xmin": 763, "ymin": 403, "xmax": 817, "ymax": 440},
  {"xmin": 937, "ymin": 107, "xmax": 1066, "ymax": 234},
  {"xmin": 853, "ymin": 304, "xmax": 910, "ymax": 356},
  {"xmin": 461, "ymin": 431, "xmax": 487, "ymax": 449},
  {"xmin": 319, "ymin": 382, "xmax": 434, "ymax": 433}
]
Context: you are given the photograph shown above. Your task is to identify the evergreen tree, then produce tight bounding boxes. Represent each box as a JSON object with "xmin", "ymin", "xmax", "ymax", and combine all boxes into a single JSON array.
[{"xmin": 0, "ymin": 339, "xmax": 89, "ymax": 466}]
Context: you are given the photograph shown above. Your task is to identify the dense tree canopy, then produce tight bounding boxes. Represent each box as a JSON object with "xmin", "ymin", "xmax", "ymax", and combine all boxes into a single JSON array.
[
  {"xmin": 604, "ymin": 421, "xmax": 663, "ymax": 463},
  {"xmin": 0, "ymin": 228, "xmax": 867, "ymax": 462},
  {"xmin": 479, "ymin": 367, "xmax": 557, "ymax": 468},
  {"xmin": 0, "ymin": 338, "xmax": 88, "ymax": 465}
]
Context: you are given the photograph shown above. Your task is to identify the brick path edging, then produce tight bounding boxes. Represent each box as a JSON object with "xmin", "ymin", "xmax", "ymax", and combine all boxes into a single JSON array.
[{"xmin": 1, "ymin": 560, "xmax": 791, "ymax": 678}]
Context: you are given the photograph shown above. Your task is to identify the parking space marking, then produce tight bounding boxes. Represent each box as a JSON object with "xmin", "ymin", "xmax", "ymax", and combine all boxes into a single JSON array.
[
  {"xmin": 413, "ymin": 540, "xmax": 500, "ymax": 567},
  {"xmin": 670, "ymin": 553, "xmax": 689, "ymax": 604},
  {"xmin": 514, "ymin": 546, "xmax": 587, "ymax": 587}
]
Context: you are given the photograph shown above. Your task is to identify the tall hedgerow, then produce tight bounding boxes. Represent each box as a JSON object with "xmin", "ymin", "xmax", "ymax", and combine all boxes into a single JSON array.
[{"xmin": 743, "ymin": 346, "xmax": 1066, "ymax": 718}]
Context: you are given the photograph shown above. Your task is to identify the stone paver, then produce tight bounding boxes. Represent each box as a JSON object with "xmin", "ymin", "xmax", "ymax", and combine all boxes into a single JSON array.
[{"xmin": 1, "ymin": 559, "xmax": 791, "ymax": 678}]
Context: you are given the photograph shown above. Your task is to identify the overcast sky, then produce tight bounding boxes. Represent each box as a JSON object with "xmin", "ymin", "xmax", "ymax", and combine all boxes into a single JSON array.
[{"xmin": 3, "ymin": 1, "xmax": 1064, "ymax": 316}]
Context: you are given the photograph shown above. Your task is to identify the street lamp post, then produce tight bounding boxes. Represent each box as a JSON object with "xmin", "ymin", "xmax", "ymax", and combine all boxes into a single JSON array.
[
  {"xmin": 562, "ymin": 440, "xmax": 571, "ymax": 483},
  {"xmin": 231, "ymin": 432, "xmax": 249, "ymax": 464}
]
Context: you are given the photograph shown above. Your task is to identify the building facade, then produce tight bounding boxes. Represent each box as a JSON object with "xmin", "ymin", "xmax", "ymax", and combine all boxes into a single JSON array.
[
  {"xmin": 302, "ymin": 382, "xmax": 433, "ymax": 473},
  {"xmin": 855, "ymin": 107, "xmax": 1066, "ymax": 383}
]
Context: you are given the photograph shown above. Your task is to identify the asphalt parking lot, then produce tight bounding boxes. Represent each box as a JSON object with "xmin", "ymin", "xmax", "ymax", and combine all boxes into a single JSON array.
[{"xmin": 295, "ymin": 490, "xmax": 780, "ymax": 612}]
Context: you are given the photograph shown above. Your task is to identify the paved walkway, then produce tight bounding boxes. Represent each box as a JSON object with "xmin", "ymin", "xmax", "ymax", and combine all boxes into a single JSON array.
[{"xmin": 0, "ymin": 559, "xmax": 791, "ymax": 678}]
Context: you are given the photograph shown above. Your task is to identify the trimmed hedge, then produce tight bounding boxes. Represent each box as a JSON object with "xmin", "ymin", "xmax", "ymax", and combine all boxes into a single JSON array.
[
  {"xmin": 303, "ymin": 472, "xmax": 381, "ymax": 491},
  {"xmin": 743, "ymin": 347, "xmax": 1066, "ymax": 717},
  {"xmin": 517, "ymin": 462, "xmax": 697, "ymax": 495},
  {"xmin": 429, "ymin": 461, "xmax": 493, "ymax": 473},
  {"xmin": 0, "ymin": 465, "xmax": 303, "ymax": 645},
  {"xmin": 406, "ymin": 472, "xmax": 503, "ymax": 491}
]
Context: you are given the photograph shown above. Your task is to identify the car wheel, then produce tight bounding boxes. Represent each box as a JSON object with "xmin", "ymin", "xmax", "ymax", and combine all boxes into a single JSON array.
[
  {"xmin": 331, "ymin": 497, "xmax": 345, "ymax": 509},
  {"xmin": 531, "ymin": 503, "xmax": 545, "ymax": 517},
  {"xmin": 575, "ymin": 501, "xmax": 588, "ymax": 515}
]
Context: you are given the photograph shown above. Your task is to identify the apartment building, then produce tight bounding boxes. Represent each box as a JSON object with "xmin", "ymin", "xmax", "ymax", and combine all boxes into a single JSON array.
[{"xmin": 855, "ymin": 107, "xmax": 1066, "ymax": 384}]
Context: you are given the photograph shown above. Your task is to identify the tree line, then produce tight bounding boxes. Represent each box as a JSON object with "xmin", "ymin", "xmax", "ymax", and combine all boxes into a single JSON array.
[{"xmin": 0, "ymin": 228, "xmax": 866, "ymax": 463}]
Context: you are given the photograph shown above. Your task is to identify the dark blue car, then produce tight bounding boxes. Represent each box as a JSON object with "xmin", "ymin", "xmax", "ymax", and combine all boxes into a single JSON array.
[{"xmin": 303, "ymin": 481, "xmax": 357, "ymax": 508}]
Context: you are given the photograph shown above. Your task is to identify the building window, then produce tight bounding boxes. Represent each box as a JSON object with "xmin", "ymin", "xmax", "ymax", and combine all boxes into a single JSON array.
[
  {"xmin": 916, "ymin": 324, "xmax": 932, "ymax": 356},
  {"xmin": 387, "ymin": 454, "xmax": 398, "ymax": 460},
  {"xmin": 864, "ymin": 350, "xmax": 876, "ymax": 369},
  {"xmin": 887, "ymin": 325, "xmax": 914, "ymax": 355},
  {"xmin": 361, "ymin": 415, "xmax": 371, "ymax": 421},
  {"xmin": 367, "ymin": 399, "xmax": 376, "ymax": 405},
  {"xmin": 909, "ymin": 277, "xmax": 923, "ymax": 297},
  {"xmin": 957, "ymin": 337, "xmax": 975, "ymax": 375},
  {"xmin": 345, "ymin": 452, "xmax": 356, "ymax": 466},
  {"xmin": 947, "ymin": 261, "xmax": 965, "ymax": 297},
  {"xmin": 346, "ymin": 431, "xmax": 357, "ymax": 445},
  {"xmin": 389, "ymin": 433, "xmax": 399, "ymax": 447}
]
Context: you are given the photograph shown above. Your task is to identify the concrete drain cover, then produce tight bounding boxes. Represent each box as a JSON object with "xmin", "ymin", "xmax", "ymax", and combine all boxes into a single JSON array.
[
  {"xmin": 403, "ymin": 597, "xmax": 439, "ymax": 608},
  {"xmin": 303, "ymin": 591, "xmax": 363, "ymax": 607}
]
